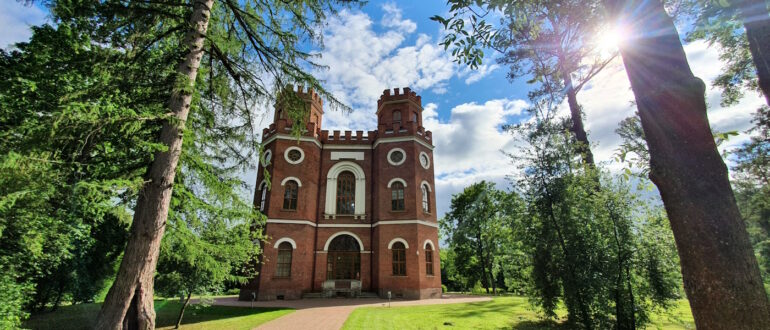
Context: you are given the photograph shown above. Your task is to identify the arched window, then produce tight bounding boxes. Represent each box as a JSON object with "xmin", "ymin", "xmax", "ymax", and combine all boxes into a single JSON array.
[
  {"xmin": 259, "ymin": 182, "xmax": 268, "ymax": 212},
  {"xmin": 283, "ymin": 180, "xmax": 298, "ymax": 210},
  {"xmin": 393, "ymin": 110, "xmax": 401, "ymax": 122},
  {"xmin": 411, "ymin": 112, "xmax": 417, "ymax": 122},
  {"xmin": 392, "ymin": 242, "xmax": 406, "ymax": 276},
  {"xmin": 336, "ymin": 171, "xmax": 355, "ymax": 214},
  {"xmin": 425, "ymin": 244, "xmax": 434, "ymax": 276},
  {"xmin": 421, "ymin": 184, "xmax": 430, "ymax": 213},
  {"xmin": 391, "ymin": 182, "xmax": 405, "ymax": 211},
  {"xmin": 275, "ymin": 242, "xmax": 293, "ymax": 277}
]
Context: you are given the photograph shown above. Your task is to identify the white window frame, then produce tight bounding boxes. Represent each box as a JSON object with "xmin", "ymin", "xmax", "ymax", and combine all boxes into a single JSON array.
[{"xmin": 324, "ymin": 161, "xmax": 366, "ymax": 218}]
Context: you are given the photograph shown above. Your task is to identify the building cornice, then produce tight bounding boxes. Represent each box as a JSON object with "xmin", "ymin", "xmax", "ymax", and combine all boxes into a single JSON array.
[
  {"xmin": 261, "ymin": 134, "xmax": 434, "ymax": 151},
  {"xmin": 376, "ymin": 99, "xmax": 423, "ymax": 114},
  {"xmin": 265, "ymin": 218, "xmax": 439, "ymax": 228}
]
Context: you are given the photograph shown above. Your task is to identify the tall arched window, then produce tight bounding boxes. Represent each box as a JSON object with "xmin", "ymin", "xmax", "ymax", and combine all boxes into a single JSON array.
[
  {"xmin": 259, "ymin": 182, "xmax": 268, "ymax": 211},
  {"xmin": 392, "ymin": 242, "xmax": 406, "ymax": 276},
  {"xmin": 411, "ymin": 112, "xmax": 417, "ymax": 122},
  {"xmin": 425, "ymin": 244, "xmax": 434, "ymax": 276},
  {"xmin": 283, "ymin": 180, "xmax": 298, "ymax": 210},
  {"xmin": 391, "ymin": 182, "xmax": 405, "ymax": 211},
  {"xmin": 336, "ymin": 171, "xmax": 355, "ymax": 214},
  {"xmin": 421, "ymin": 184, "xmax": 430, "ymax": 213},
  {"xmin": 275, "ymin": 242, "xmax": 293, "ymax": 277},
  {"xmin": 393, "ymin": 110, "xmax": 402, "ymax": 122}
]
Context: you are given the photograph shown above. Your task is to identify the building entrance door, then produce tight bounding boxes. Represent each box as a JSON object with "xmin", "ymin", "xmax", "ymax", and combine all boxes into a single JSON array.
[{"xmin": 326, "ymin": 235, "xmax": 361, "ymax": 280}]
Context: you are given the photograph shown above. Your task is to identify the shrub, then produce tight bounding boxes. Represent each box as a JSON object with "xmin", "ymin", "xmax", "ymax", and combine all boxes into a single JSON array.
[{"xmin": 441, "ymin": 284, "xmax": 448, "ymax": 293}]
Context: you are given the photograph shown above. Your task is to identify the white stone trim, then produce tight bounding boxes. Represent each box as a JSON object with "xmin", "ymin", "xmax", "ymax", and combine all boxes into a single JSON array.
[
  {"xmin": 387, "ymin": 178, "xmax": 407, "ymax": 188},
  {"xmin": 281, "ymin": 176, "xmax": 302, "ymax": 187},
  {"xmin": 419, "ymin": 152, "xmax": 430, "ymax": 169},
  {"xmin": 331, "ymin": 151, "xmax": 365, "ymax": 160},
  {"xmin": 387, "ymin": 148, "xmax": 406, "ymax": 166},
  {"xmin": 423, "ymin": 239, "xmax": 435, "ymax": 250},
  {"xmin": 261, "ymin": 149, "xmax": 272, "ymax": 166},
  {"xmin": 318, "ymin": 223, "xmax": 370, "ymax": 228},
  {"xmin": 325, "ymin": 161, "xmax": 366, "ymax": 216},
  {"xmin": 373, "ymin": 220, "xmax": 439, "ymax": 228},
  {"xmin": 374, "ymin": 136, "xmax": 434, "ymax": 151},
  {"xmin": 267, "ymin": 219, "xmax": 316, "ymax": 226},
  {"xmin": 266, "ymin": 219, "xmax": 439, "ymax": 229},
  {"xmin": 273, "ymin": 237, "xmax": 297, "ymax": 249},
  {"xmin": 284, "ymin": 146, "xmax": 305, "ymax": 165},
  {"xmin": 421, "ymin": 181, "xmax": 432, "ymax": 192},
  {"xmin": 388, "ymin": 238, "xmax": 409, "ymax": 249},
  {"xmin": 263, "ymin": 134, "xmax": 322, "ymax": 149},
  {"xmin": 324, "ymin": 144, "xmax": 371, "ymax": 150},
  {"xmin": 323, "ymin": 231, "xmax": 365, "ymax": 251}
]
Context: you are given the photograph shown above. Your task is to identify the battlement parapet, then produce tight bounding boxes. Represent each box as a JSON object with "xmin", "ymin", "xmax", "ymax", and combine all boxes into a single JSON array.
[
  {"xmin": 377, "ymin": 120, "xmax": 433, "ymax": 144},
  {"xmin": 262, "ymin": 118, "xmax": 322, "ymax": 141},
  {"xmin": 377, "ymin": 87, "xmax": 422, "ymax": 109},
  {"xmin": 285, "ymin": 84, "xmax": 324, "ymax": 107},
  {"xmin": 319, "ymin": 130, "xmax": 377, "ymax": 145}
]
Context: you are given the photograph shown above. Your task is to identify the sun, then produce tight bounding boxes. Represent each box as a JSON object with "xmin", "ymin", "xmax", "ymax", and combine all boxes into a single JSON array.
[{"xmin": 595, "ymin": 25, "xmax": 627, "ymax": 55}]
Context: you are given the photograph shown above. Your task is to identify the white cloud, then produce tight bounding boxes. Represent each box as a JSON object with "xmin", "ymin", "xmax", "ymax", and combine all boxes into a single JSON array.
[
  {"xmin": 464, "ymin": 64, "xmax": 500, "ymax": 84},
  {"xmin": 315, "ymin": 8, "xmax": 458, "ymax": 131},
  {"xmin": 0, "ymin": 1, "xmax": 47, "ymax": 49},
  {"xmin": 380, "ymin": 3, "xmax": 417, "ymax": 33},
  {"xmin": 574, "ymin": 40, "xmax": 764, "ymax": 173},
  {"xmin": 425, "ymin": 99, "xmax": 528, "ymax": 216}
]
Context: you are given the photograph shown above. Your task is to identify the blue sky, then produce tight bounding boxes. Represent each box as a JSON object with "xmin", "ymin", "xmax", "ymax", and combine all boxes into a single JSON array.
[{"xmin": 2, "ymin": 1, "xmax": 764, "ymax": 217}]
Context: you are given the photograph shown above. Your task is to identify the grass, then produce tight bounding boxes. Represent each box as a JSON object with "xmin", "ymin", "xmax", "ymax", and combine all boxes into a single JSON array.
[
  {"xmin": 23, "ymin": 298, "xmax": 293, "ymax": 330},
  {"xmin": 342, "ymin": 296, "xmax": 695, "ymax": 330}
]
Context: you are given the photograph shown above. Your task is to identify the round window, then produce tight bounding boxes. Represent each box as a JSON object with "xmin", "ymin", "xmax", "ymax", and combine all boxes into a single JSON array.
[
  {"xmin": 419, "ymin": 152, "xmax": 430, "ymax": 169},
  {"xmin": 284, "ymin": 147, "xmax": 305, "ymax": 164},
  {"xmin": 288, "ymin": 149, "xmax": 302, "ymax": 162},
  {"xmin": 387, "ymin": 148, "xmax": 406, "ymax": 166},
  {"xmin": 390, "ymin": 151, "xmax": 403, "ymax": 163}
]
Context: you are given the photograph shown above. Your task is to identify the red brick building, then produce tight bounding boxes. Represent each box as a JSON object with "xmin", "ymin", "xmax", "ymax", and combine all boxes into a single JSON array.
[{"xmin": 240, "ymin": 87, "xmax": 441, "ymax": 300}]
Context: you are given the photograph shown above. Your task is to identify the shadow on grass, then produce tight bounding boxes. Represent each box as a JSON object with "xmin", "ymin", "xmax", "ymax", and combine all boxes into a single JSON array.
[{"xmin": 24, "ymin": 299, "xmax": 292, "ymax": 330}]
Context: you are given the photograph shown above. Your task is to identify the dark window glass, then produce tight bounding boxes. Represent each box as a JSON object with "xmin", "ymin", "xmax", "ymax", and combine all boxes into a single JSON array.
[
  {"xmin": 283, "ymin": 181, "xmax": 298, "ymax": 210},
  {"xmin": 412, "ymin": 112, "xmax": 417, "ymax": 122},
  {"xmin": 422, "ymin": 184, "xmax": 430, "ymax": 213},
  {"xmin": 393, "ymin": 110, "xmax": 401, "ymax": 122},
  {"xmin": 336, "ymin": 171, "xmax": 355, "ymax": 214},
  {"xmin": 276, "ymin": 242, "xmax": 293, "ymax": 277},
  {"xmin": 288, "ymin": 149, "xmax": 302, "ymax": 162},
  {"xmin": 391, "ymin": 182, "xmax": 405, "ymax": 211},
  {"xmin": 392, "ymin": 242, "xmax": 406, "ymax": 276},
  {"xmin": 260, "ymin": 183, "xmax": 268, "ymax": 211},
  {"xmin": 425, "ymin": 245, "xmax": 434, "ymax": 276},
  {"xmin": 389, "ymin": 150, "xmax": 404, "ymax": 164},
  {"xmin": 326, "ymin": 235, "xmax": 361, "ymax": 280}
]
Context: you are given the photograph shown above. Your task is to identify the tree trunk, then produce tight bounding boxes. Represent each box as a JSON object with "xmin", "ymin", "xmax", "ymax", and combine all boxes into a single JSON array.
[
  {"xmin": 175, "ymin": 292, "xmax": 192, "ymax": 329},
  {"xmin": 94, "ymin": 1, "xmax": 214, "ymax": 329},
  {"xmin": 475, "ymin": 235, "xmax": 491, "ymax": 294},
  {"xmin": 737, "ymin": 0, "xmax": 770, "ymax": 106},
  {"xmin": 563, "ymin": 73, "xmax": 596, "ymax": 166},
  {"xmin": 605, "ymin": 0, "xmax": 770, "ymax": 328}
]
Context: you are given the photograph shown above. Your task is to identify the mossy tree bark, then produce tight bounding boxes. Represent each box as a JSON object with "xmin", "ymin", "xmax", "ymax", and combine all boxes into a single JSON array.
[
  {"xmin": 605, "ymin": 0, "xmax": 770, "ymax": 328},
  {"xmin": 94, "ymin": 0, "xmax": 214, "ymax": 328}
]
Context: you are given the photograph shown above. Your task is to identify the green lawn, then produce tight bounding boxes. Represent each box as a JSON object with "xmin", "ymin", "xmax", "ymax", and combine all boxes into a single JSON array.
[
  {"xmin": 342, "ymin": 296, "xmax": 695, "ymax": 330},
  {"xmin": 23, "ymin": 299, "xmax": 293, "ymax": 330}
]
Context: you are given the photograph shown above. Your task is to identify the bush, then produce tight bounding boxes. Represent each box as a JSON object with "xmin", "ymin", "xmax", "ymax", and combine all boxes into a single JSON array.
[
  {"xmin": 441, "ymin": 285, "xmax": 448, "ymax": 293},
  {"xmin": 0, "ymin": 272, "xmax": 32, "ymax": 329}
]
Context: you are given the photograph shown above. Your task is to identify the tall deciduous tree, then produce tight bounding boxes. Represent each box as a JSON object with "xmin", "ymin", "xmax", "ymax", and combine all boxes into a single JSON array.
[
  {"xmin": 605, "ymin": 0, "xmax": 770, "ymax": 327},
  {"xmin": 441, "ymin": 181, "xmax": 516, "ymax": 294},
  {"xmin": 683, "ymin": 0, "xmax": 770, "ymax": 106},
  {"xmin": 433, "ymin": 0, "xmax": 616, "ymax": 165}
]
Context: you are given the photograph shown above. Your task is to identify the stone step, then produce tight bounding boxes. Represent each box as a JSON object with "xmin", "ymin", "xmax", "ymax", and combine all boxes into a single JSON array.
[
  {"xmin": 302, "ymin": 292, "xmax": 324, "ymax": 298},
  {"xmin": 301, "ymin": 291, "xmax": 380, "ymax": 299}
]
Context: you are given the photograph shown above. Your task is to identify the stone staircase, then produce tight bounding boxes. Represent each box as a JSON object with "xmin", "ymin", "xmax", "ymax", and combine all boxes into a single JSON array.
[{"xmin": 302, "ymin": 291, "xmax": 380, "ymax": 299}]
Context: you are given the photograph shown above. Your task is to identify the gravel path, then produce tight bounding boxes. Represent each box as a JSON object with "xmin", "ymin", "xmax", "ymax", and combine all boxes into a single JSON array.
[{"xmin": 212, "ymin": 295, "xmax": 491, "ymax": 330}]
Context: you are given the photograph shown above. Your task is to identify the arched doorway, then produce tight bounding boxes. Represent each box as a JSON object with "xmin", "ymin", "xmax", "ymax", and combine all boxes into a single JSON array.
[{"xmin": 326, "ymin": 235, "xmax": 361, "ymax": 280}]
